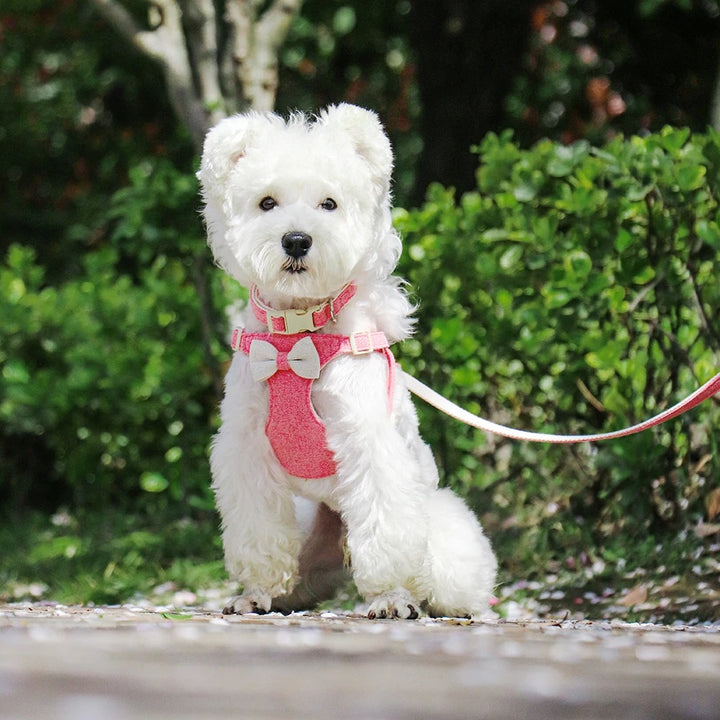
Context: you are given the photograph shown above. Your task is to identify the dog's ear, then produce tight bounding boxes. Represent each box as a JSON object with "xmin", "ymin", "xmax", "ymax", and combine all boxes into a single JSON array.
[
  {"xmin": 198, "ymin": 112, "xmax": 278, "ymax": 284},
  {"xmin": 198, "ymin": 112, "xmax": 275, "ymax": 204},
  {"xmin": 319, "ymin": 104, "xmax": 393, "ymax": 190}
]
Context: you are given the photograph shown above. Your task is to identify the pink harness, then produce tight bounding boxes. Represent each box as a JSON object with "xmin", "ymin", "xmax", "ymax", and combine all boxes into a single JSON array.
[{"xmin": 231, "ymin": 285, "xmax": 395, "ymax": 479}]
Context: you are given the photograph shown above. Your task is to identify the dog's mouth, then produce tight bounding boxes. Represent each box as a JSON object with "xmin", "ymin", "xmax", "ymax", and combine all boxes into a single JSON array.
[{"xmin": 282, "ymin": 258, "xmax": 308, "ymax": 274}]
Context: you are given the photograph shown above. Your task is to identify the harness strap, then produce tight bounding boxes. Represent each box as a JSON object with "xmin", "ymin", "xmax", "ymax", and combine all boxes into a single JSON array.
[
  {"xmin": 233, "ymin": 330, "xmax": 394, "ymax": 406},
  {"xmin": 403, "ymin": 370, "xmax": 720, "ymax": 444},
  {"xmin": 232, "ymin": 329, "xmax": 396, "ymax": 478},
  {"xmin": 232, "ymin": 328, "xmax": 388, "ymax": 353}
]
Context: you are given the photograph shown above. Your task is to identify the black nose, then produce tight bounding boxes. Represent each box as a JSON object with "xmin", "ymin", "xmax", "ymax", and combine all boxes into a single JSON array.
[{"xmin": 282, "ymin": 231, "xmax": 312, "ymax": 259}]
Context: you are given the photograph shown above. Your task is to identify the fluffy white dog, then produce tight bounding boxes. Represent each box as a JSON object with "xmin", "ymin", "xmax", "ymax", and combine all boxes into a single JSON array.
[{"xmin": 198, "ymin": 104, "xmax": 497, "ymax": 619}]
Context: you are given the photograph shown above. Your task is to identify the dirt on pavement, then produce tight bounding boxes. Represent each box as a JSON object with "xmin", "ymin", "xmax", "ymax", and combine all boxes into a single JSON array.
[{"xmin": 1, "ymin": 603, "xmax": 719, "ymax": 720}]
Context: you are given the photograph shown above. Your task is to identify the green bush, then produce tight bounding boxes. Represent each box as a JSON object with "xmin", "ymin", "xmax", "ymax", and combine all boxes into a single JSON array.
[
  {"xmin": 0, "ymin": 158, "xmax": 235, "ymax": 514},
  {"xmin": 3, "ymin": 128, "xmax": 719, "ymax": 581},
  {"xmin": 395, "ymin": 126, "xmax": 720, "ymax": 567},
  {"xmin": 1, "ymin": 243, "xmax": 212, "ymax": 511}
]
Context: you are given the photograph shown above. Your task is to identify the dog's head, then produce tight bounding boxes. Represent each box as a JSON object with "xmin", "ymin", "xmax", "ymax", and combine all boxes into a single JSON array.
[{"xmin": 198, "ymin": 104, "xmax": 400, "ymax": 300}]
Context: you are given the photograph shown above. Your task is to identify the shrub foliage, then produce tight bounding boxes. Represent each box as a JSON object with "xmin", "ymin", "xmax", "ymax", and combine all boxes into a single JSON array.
[
  {"xmin": 1, "ymin": 159, "xmax": 226, "ymax": 514},
  {"xmin": 2, "ymin": 128, "xmax": 719, "ymax": 568},
  {"xmin": 395, "ymin": 127, "xmax": 720, "ymax": 564}
]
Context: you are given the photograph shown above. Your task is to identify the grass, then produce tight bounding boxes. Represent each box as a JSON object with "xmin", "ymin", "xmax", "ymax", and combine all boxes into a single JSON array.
[
  {"xmin": 492, "ymin": 526, "xmax": 720, "ymax": 624},
  {"xmin": 1, "ymin": 506, "xmax": 717, "ymax": 625},
  {"xmin": 0, "ymin": 507, "xmax": 226, "ymax": 605}
]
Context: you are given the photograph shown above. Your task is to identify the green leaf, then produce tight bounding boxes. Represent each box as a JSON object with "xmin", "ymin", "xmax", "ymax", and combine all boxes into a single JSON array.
[
  {"xmin": 2, "ymin": 360, "xmax": 30, "ymax": 384},
  {"xmin": 140, "ymin": 472, "xmax": 169, "ymax": 493},
  {"xmin": 500, "ymin": 245, "xmax": 524, "ymax": 270},
  {"xmin": 547, "ymin": 143, "xmax": 587, "ymax": 177},
  {"xmin": 563, "ymin": 250, "xmax": 592, "ymax": 281},
  {"xmin": 614, "ymin": 229, "xmax": 635, "ymax": 253},
  {"xmin": 29, "ymin": 536, "xmax": 85, "ymax": 563},
  {"xmin": 695, "ymin": 219, "xmax": 720, "ymax": 250},
  {"xmin": 513, "ymin": 183, "xmax": 537, "ymax": 202},
  {"xmin": 632, "ymin": 265, "xmax": 656, "ymax": 284},
  {"xmin": 676, "ymin": 164, "xmax": 705, "ymax": 192},
  {"xmin": 332, "ymin": 6, "xmax": 356, "ymax": 35},
  {"xmin": 626, "ymin": 185, "xmax": 653, "ymax": 202},
  {"xmin": 602, "ymin": 386, "xmax": 631, "ymax": 416},
  {"xmin": 542, "ymin": 286, "xmax": 573, "ymax": 309},
  {"xmin": 165, "ymin": 446, "xmax": 183, "ymax": 463},
  {"xmin": 481, "ymin": 228, "xmax": 512, "ymax": 243},
  {"xmin": 659, "ymin": 126, "xmax": 690, "ymax": 153}
]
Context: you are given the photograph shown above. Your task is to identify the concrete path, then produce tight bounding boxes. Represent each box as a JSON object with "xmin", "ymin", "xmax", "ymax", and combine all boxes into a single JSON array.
[{"xmin": 1, "ymin": 603, "xmax": 719, "ymax": 720}]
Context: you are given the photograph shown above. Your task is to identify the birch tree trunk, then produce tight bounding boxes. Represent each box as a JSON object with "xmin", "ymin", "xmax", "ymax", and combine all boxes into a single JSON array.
[
  {"xmin": 711, "ymin": 49, "xmax": 720, "ymax": 132},
  {"xmin": 91, "ymin": 0, "xmax": 302, "ymax": 399},
  {"xmin": 91, "ymin": 0, "xmax": 303, "ymax": 151}
]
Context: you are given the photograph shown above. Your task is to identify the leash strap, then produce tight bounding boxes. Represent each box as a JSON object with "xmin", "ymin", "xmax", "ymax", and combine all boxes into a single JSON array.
[{"xmin": 403, "ymin": 370, "xmax": 720, "ymax": 444}]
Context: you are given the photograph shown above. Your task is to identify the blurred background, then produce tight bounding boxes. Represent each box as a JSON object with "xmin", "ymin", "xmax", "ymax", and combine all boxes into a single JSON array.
[{"xmin": 1, "ymin": 0, "xmax": 719, "ymax": 621}]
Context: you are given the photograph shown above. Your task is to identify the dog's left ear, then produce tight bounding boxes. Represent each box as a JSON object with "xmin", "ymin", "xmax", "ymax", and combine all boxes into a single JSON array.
[{"xmin": 318, "ymin": 104, "xmax": 393, "ymax": 191}]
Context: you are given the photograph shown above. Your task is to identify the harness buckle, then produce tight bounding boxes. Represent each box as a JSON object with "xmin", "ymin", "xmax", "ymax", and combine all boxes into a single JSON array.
[{"xmin": 349, "ymin": 331, "xmax": 374, "ymax": 355}]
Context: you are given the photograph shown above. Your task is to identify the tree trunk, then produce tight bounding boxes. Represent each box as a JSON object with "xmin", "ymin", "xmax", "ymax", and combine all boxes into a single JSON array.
[
  {"xmin": 91, "ymin": 0, "xmax": 303, "ymax": 151},
  {"xmin": 91, "ymin": 0, "xmax": 304, "ymax": 401},
  {"xmin": 408, "ymin": 0, "xmax": 535, "ymax": 205},
  {"xmin": 587, "ymin": 0, "xmax": 720, "ymax": 134}
]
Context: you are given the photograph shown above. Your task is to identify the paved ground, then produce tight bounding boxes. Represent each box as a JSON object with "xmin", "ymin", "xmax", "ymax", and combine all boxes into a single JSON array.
[{"xmin": 1, "ymin": 603, "xmax": 719, "ymax": 720}]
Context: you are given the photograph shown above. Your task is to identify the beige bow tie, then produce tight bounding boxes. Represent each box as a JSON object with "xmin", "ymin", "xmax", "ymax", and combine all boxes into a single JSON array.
[{"xmin": 248, "ymin": 337, "xmax": 321, "ymax": 382}]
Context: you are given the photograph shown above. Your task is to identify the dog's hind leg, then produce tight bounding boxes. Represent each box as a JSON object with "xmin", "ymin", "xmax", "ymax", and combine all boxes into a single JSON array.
[
  {"xmin": 271, "ymin": 502, "xmax": 349, "ymax": 613},
  {"xmin": 421, "ymin": 487, "xmax": 497, "ymax": 618}
]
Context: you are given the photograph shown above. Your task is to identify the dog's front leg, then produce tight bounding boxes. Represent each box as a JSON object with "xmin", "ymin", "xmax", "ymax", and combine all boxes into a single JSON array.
[
  {"xmin": 212, "ymin": 355, "xmax": 302, "ymax": 614},
  {"xmin": 318, "ymin": 355, "xmax": 430, "ymax": 619}
]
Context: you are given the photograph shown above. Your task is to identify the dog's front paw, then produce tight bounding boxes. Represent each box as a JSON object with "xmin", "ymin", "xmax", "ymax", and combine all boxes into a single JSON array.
[
  {"xmin": 367, "ymin": 589, "xmax": 419, "ymax": 620},
  {"xmin": 222, "ymin": 590, "xmax": 272, "ymax": 615}
]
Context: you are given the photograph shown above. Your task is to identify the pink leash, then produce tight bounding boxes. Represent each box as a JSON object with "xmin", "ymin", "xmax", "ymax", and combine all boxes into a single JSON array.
[
  {"xmin": 403, "ymin": 370, "xmax": 720, "ymax": 444},
  {"xmin": 245, "ymin": 284, "xmax": 719, "ymax": 443}
]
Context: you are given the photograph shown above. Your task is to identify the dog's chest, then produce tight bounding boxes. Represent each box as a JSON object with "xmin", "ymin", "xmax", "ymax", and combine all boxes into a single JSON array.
[
  {"xmin": 233, "ymin": 328, "xmax": 395, "ymax": 481},
  {"xmin": 254, "ymin": 333, "xmax": 345, "ymax": 479}
]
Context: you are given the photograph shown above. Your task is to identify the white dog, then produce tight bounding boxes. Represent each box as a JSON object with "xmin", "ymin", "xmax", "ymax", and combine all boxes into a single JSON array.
[{"xmin": 198, "ymin": 104, "xmax": 497, "ymax": 619}]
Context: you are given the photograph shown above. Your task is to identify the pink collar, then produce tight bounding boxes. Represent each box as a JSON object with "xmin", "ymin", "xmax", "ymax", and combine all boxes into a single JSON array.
[{"xmin": 250, "ymin": 284, "xmax": 357, "ymax": 334}]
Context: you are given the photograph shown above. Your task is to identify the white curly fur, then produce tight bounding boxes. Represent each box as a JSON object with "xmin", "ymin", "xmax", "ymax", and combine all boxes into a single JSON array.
[{"xmin": 198, "ymin": 104, "xmax": 497, "ymax": 618}]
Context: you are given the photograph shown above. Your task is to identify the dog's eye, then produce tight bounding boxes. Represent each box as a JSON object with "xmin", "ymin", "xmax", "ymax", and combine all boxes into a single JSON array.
[
  {"xmin": 259, "ymin": 196, "xmax": 277, "ymax": 211},
  {"xmin": 320, "ymin": 198, "xmax": 337, "ymax": 211}
]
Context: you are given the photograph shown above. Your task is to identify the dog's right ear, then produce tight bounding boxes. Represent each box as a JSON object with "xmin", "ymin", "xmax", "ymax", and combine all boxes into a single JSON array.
[
  {"xmin": 198, "ymin": 113, "xmax": 279, "ymax": 283},
  {"xmin": 198, "ymin": 112, "xmax": 273, "ymax": 204}
]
